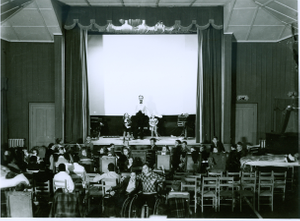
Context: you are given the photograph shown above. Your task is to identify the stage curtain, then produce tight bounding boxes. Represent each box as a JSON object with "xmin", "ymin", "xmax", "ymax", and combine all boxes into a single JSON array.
[
  {"xmin": 196, "ymin": 26, "xmax": 222, "ymax": 143},
  {"xmin": 65, "ymin": 27, "xmax": 90, "ymax": 143}
]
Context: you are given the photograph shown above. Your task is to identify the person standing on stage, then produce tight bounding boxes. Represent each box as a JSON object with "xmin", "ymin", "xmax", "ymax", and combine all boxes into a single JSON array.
[
  {"xmin": 123, "ymin": 113, "xmax": 132, "ymax": 142},
  {"xmin": 133, "ymin": 95, "xmax": 148, "ymax": 140}
]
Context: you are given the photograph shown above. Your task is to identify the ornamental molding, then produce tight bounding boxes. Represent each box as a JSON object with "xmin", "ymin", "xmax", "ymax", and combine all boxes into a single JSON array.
[{"xmin": 64, "ymin": 19, "xmax": 223, "ymax": 33}]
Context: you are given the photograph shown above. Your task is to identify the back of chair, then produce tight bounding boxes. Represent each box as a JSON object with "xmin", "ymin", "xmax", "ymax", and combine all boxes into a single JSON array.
[
  {"xmin": 241, "ymin": 171, "xmax": 257, "ymax": 178},
  {"xmin": 167, "ymin": 191, "xmax": 190, "ymax": 200},
  {"xmin": 34, "ymin": 180, "xmax": 51, "ymax": 201},
  {"xmin": 226, "ymin": 171, "xmax": 241, "ymax": 180},
  {"xmin": 6, "ymin": 191, "xmax": 33, "ymax": 217},
  {"xmin": 219, "ymin": 177, "xmax": 234, "ymax": 190},
  {"xmin": 53, "ymin": 179, "xmax": 67, "ymax": 192},
  {"xmin": 240, "ymin": 177, "xmax": 256, "ymax": 191},
  {"xmin": 101, "ymin": 178, "xmax": 118, "ymax": 195},
  {"xmin": 181, "ymin": 177, "xmax": 197, "ymax": 192},
  {"xmin": 157, "ymin": 155, "xmax": 171, "ymax": 170},
  {"xmin": 272, "ymin": 171, "xmax": 287, "ymax": 186},
  {"xmin": 86, "ymin": 173, "xmax": 97, "ymax": 183},
  {"xmin": 208, "ymin": 171, "xmax": 223, "ymax": 177},
  {"xmin": 202, "ymin": 176, "xmax": 218, "ymax": 191}
]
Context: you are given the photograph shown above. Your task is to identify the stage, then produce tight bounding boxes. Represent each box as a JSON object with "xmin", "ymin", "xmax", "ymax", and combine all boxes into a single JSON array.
[{"xmin": 91, "ymin": 136, "xmax": 198, "ymax": 147}]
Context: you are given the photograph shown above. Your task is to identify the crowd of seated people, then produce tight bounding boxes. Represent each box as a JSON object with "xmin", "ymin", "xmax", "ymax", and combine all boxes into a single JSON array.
[{"xmin": 1, "ymin": 134, "xmax": 261, "ymax": 218}]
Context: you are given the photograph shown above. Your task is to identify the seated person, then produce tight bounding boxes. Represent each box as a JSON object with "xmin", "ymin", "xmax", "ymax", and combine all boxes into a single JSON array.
[
  {"xmin": 69, "ymin": 155, "xmax": 88, "ymax": 185},
  {"xmin": 78, "ymin": 148, "xmax": 92, "ymax": 160},
  {"xmin": 84, "ymin": 136, "xmax": 94, "ymax": 154},
  {"xmin": 198, "ymin": 144, "xmax": 209, "ymax": 172},
  {"xmin": 93, "ymin": 163, "xmax": 120, "ymax": 183},
  {"xmin": 108, "ymin": 171, "xmax": 142, "ymax": 217},
  {"xmin": 99, "ymin": 146, "xmax": 108, "ymax": 158},
  {"xmin": 136, "ymin": 163, "xmax": 165, "ymax": 216},
  {"xmin": 171, "ymin": 140, "xmax": 182, "ymax": 172},
  {"xmin": 0, "ymin": 165, "xmax": 30, "ymax": 189},
  {"xmin": 27, "ymin": 156, "xmax": 41, "ymax": 171},
  {"xmin": 161, "ymin": 145, "xmax": 170, "ymax": 155},
  {"xmin": 124, "ymin": 157, "xmax": 134, "ymax": 172},
  {"xmin": 210, "ymin": 136, "xmax": 225, "ymax": 153},
  {"xmin": 107, "ymin": 143, "xmax": 116, "ymax": 157},
  {"xmin": 53, "ymin": 163, "xmax": 75, "ymax": 193},
  {"xmin": 226, "ymin": 144, "xmax": 240, "ymax": 172},
  {"xmin": 117, "ymin": 147, "xmax": 132, "ymax": 172},
  {"xmin": 237, "ymin": 142, "xmax": 248, "ymax": 158},
  {"xmin": 207, "ymin": 149, "xmax": 228, "ymax": 172}
]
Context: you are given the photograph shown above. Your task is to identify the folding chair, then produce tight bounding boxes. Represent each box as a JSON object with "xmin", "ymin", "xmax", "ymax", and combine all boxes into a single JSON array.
[
  {"xmin": 258, "ymin": 175, "xmax": 274, "ymax": 211},
  {"xmin": 239, "ymin": 177, "xmax": 256, "ymax": 212},
  {"xmin": 181, "ymin": 176, "xmax": 198, "ymax": 213},
  {"xmin": 226, "ymin": 171, "xmax": 241, "ymax": 191},
  {"xmin": 86, "ymin": 173, "xmax": 102, "ymax": 213},
  {"xmin": 199, "ymin": 177, "xmax": 218, "ymax": 212},
  {"xmin": 218, "ymin": 177, "xmax": 234, "ymax": 212}
]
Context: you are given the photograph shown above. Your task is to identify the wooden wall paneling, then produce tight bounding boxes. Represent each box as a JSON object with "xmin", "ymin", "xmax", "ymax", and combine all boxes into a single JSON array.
[{"xmin": 6, "ymin": 43, "xmax": 55, "ymax": 148}]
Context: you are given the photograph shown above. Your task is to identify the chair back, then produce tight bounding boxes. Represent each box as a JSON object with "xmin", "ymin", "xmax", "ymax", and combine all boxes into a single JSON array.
[
  {"xmin": 157, "ymin": 155, "xmax": 171, "ymax": 170},
  {"xmin": 226, "ymin": 171, "xmax": 241, "ymax": 180},
  {"xmin": 241, "ymin": 171, "xmax": 257, "ymax": 178},
  {"xmin": 6, "ymin": 191, "xmax": 33, "ymax": 217},
  {"xmin": 101, "ymin": 178, "xmax": 118, "ymax": 195},
  {"xmin": 272, "ymin": 171, "xmax": 287, "ymax": 186},
  {"xmin": 240, "ymin": 177, "xmax": 256, "ymax": 191},
  {"xmin": 167, "ymin": 191, "xmax": 190, "ymax": 200},
  {"xmin": 34, "ymin": 180, "xmax": 51, "ymax": 201},
  {"xmin": 219, "ymin": 177, "xmax": 234, "ymax": 190},
  {"xmin": 202, "ymin": 176, "xmax": 219, "ymax": 191},
  {"xmin": 181, "ymin": 177, "xmax": 197, "ymax": 192},
  {"xmin": 208, "ymin": 171, "xmax": 223, "ymax": 177},
  {"xmin": 53, "ymin": 179, "xmax": 67, "ymax": 192}
]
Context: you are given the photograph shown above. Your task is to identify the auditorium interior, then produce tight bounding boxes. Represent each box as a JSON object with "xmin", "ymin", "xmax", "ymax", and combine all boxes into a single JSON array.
[{"xmin": 1, "ymin": 0, "xmax": 299, "ymax": 219}]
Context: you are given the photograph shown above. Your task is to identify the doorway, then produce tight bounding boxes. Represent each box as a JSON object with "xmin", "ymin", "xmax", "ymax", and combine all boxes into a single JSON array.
[{"xmin": 29, "ymin": 103, "xmax": 55, "ymax": 149}]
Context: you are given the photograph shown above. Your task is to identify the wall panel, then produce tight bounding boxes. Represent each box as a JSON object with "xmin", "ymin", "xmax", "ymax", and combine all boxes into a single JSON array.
[
  {"xmin": 5, "ymin": 42, "xmax": 55, "ymax": 148},
  {"xmin": 234, "ymin": 38, "xmax": 297, "ymax": 140}
]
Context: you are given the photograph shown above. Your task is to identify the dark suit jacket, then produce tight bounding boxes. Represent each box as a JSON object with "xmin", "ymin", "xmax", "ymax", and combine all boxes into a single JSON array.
[
  {"xmin": 111, "ymin": 176, "xmax": 142, "ymax": 196},
  {"xmin": 210, "ymin": 141, "xmax": 225, "ymax": 153}
]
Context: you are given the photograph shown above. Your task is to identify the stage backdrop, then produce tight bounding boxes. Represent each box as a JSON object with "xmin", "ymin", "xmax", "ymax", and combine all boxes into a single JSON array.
[{"xmin": 88, "ymin": 34, "xmax": 198, "ymax": 116}]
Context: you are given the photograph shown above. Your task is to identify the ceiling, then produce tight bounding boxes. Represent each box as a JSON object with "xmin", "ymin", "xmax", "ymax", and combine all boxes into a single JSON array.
[{"xmin": 0, "ymin": 0, "xmax": 298, "ymax": 42}]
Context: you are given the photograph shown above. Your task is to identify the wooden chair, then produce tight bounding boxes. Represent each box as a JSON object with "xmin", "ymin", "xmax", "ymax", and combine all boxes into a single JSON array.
[
  {"xmin": 218, "ymin": 177, "xmax": 234, "ymax": 212},
  {"xmin": 101, "ymin": 178, "xmax": 118, "ymax": 213},
  {"xmin": 257, "ymin": 175, "xmax": 274, "ymax": 211},
  {"xmin": 181, "ymin": 177, "xmax": 198, "ymax": 213},
  {"xmin": 226, "ymin": 171, "xmax": 241, "ymax": 190},
  {"xmin": 272, "ymin": 171, "xmax": 287, "ymax": 201},
  {"xmin": 239, "ymin": 177, "xmax": 256, "ymax": 212},
  {"xmin": 208, "ymin": 171, "xmax": 223, "ymax": 177},
  {"xmin": 53, "ymin": 179, "xmax": 67, "ymax": 193},
  {"xmin": 166, "ymin": 191, "xmax": 190, "ymax": 218},
  {"xmin": 34, "ymin": 180, "xmax": 51, "ymax": 203},
  {"xmin": 86, "ymin": 173, "xmax": 102, "ymax": 213},
  {"xmin": 241, "ymin": 171, "xmax": 257, "ymax": 178},
  {"xmin": 199, "ymin": 177, "xmax": 218, "ymax": 212}
]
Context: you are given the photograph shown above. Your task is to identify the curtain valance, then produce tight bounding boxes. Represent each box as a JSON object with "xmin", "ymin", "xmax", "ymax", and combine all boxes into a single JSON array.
[
  {"xmin": 64, "ymin": 18, "xmax": 222, "ymax": 34},
  {"xmin": 63, "ymin": 6, "xmax": 223, "ymax": 30}
]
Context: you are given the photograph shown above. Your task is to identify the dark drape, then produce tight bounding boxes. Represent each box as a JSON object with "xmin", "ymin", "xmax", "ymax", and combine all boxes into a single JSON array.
[
  {"xmin": 1, "ymin": 77, "xmax": 8, "ymax": 148},
  {"xmin": 196, "ymin": 26, "xmax": 222, "ymax": 143},
  {"xmin": 65, "ymin": 27, "xmax": 90, "ymax": 143}
]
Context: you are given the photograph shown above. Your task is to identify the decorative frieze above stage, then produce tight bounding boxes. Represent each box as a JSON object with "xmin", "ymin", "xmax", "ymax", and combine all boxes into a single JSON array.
[{"xmin": 64, "ymin": 19, "xmax": 222, "ymax": 33}]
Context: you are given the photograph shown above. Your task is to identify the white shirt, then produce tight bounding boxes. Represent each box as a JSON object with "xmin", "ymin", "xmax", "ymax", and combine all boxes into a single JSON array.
[
  {"xmin": 0, "ymin": 174, "xmax": 30, "ymax": 189},
  {"xmin": 71, "ymin": 162, "xmax": 88, "ymax": 183},
  {"xmin": 126, "ymin": 179, "xmax": 136, "ymax": 193},
  {"xmin": 135, "ymin": 103, "xmax": 147, "ymax": 115},
  {"xmin": 93, "ymin": 171, "xmax": 120, "ymax": 183},
  {"xmin": 53, "ymin": 171, "xmax": 75, "ymax": 193}
]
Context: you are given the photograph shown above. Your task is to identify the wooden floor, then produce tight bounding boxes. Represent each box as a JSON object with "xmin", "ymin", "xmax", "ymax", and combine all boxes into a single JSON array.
[{"xmin": 92, "ymin": 136, "xmax": 198, "ymax": 146}]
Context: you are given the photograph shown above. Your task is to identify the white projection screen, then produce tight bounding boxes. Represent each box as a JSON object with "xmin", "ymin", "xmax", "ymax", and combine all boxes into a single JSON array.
[{"xmin": 88, "ymin": 34, "xmax": 197, "ymax": 116}]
